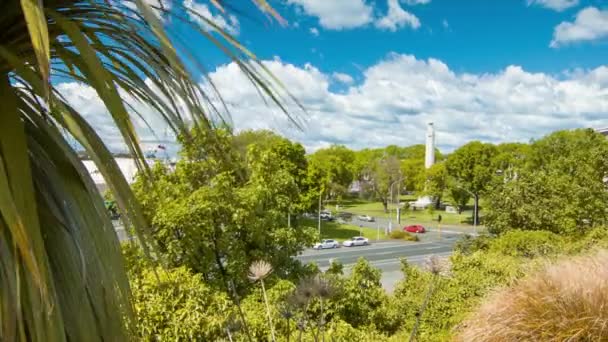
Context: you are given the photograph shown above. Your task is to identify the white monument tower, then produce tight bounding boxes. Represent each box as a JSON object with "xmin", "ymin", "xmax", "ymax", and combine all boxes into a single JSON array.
[
  {"xmin": 409, "ymin": 122, "xmax": 436, "ymax": 210},
  {"xmin": 425, "ymin": 122, "xmax": 435, "ymax": 169}
]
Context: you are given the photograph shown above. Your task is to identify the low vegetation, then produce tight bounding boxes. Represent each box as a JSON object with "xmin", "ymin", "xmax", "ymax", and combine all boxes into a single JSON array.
[
  {"xmin": 124, "ymin": 227, "xmax": 608, "ymax": 341},
  {"xmin": 389, "ymin": 230, "xmax": 420, "ymax": 241},
  {"xmin": 458, "ymin": 251, "xmax": 608, "ymax": 341}
]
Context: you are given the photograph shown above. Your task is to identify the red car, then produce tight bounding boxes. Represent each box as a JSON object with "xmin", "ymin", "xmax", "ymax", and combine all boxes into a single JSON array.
[{"xmin": 404, "ymin": 224, "xmax": 426, "ymax": 233}]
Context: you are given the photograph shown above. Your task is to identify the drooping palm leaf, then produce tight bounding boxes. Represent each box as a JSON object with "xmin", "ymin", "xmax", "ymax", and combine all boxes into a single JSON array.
[{"xmin": 0, "ymin": 0, "xmax": 299, "ymax": 340}]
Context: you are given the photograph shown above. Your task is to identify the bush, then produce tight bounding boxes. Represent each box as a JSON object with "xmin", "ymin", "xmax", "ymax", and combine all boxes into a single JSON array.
[
  {"xmin": 458, "ymin": 251, "xmax": 608, "ymax": 341},
  {"xmin": 489, "ymin": 230, "xmax": 563, "ymax": 258},
  {"xmin": 394, "ymin": 252, "xmax": 524, "ymax": 341},
  {"xmin": 130, "ymin": 266, "xmax": 232, "ymax": 341},
  {"xmin": 389, "ymin": 230, "xmax": 419, "ymax": 241},
  {"xmin": 454, "ymin": 233, "xmax": 491, "ymax": 255}
]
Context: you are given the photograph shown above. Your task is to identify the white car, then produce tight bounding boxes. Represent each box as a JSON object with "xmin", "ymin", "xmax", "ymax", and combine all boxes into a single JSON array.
[
  {"xmin": 342, "ymin": 236, "xmax": 369, "ymax": 247},
  {"xmin": 357, "ymin": 215, "xmax": 375, "ymax": 222},
  {"xmin": 313, "ymin": 239, "xmax": 339, "ymax": 250}
]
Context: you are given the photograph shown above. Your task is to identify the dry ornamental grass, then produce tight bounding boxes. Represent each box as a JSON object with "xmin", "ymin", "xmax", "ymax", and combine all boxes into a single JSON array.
[{"xmin": 458, "ymin": 251, "xmax": 608, "ymax": 341}]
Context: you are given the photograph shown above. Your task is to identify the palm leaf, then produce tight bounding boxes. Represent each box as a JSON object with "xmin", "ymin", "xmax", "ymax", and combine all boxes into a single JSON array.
[{"xmin": 0, "ymin": 0, "xmax": 299, "ymax": 340}]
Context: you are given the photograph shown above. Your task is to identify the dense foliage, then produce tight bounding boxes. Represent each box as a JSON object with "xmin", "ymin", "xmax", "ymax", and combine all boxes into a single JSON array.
[
  {"xmin": 485, "ymin": 129, "xmax": 608, "ymax": 234},
  {"xmin": 125, "ymin": 127, "xmax": 608, "ymax": 341},
  {"xmin": 133, "ymin": 129, "xmax": 316, "ymax": 291}
]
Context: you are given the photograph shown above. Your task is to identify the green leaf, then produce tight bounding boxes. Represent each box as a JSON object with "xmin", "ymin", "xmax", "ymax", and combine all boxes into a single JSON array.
[{"xmin": 19, "ymin": 0, "xmax": 50, "ymax": 93}]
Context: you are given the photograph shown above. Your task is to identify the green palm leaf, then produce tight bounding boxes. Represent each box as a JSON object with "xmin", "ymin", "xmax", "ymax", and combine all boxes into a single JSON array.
[{"xmin": 0, "ymin": 1, "xmax": 299, "ymax": 340}]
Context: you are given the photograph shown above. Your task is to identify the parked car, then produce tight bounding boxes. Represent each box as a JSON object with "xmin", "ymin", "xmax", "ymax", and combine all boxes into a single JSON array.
[
  {"xmin": 342, "ymin": 236, "xmax": 369, "ymax": 247},
  {"xmin": 404, "ymin": 224, "xmax": 426, "ymax": 233},
  {"xmin": 313, "ymin": 239, "xmax": 339, "ymax": 249},
  {"xmin": 357, "ymin": 215, "xmax": 375, "ymax": 222},
  {"xmin": 319, "ymin": 211, "xmax": 334, "ymax": 221}
]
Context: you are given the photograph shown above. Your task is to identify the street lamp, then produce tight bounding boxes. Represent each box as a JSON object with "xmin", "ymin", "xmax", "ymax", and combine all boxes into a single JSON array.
[
  {"xmin": 389, "ymin": 177, "xmax": 403, "ymax": 231},
  {"xmin": 457, "ymin": 185, "xmax": 477, "ymax": 235},
  {"xmin": 318, "ymin": 189, "xmax": 323, "ymax": 237}
]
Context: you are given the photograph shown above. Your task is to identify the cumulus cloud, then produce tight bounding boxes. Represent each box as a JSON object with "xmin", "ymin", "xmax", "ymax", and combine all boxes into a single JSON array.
[
  {"xmin": 375, "ymin": 0, "xmax": 421, "ymax": 31},
  {"xmin": 403, "ymin": 0, "xmax": 431, "ymax": 4},
  {"xmin": 527, "ymin": 0, "xmax": 579, "ymax": 11},
  {"xmin": 332, "ymin": 72, "xmax": 355, "ymax": 84},
  {"xmin": 57, "ymin": 54, "xmax": 608, "ymax": 154},
  {"xmin": 550, "ymin": 7, "xmax": 608, "ymax": 47},
  {"xmin": 121, "ymin": 0, "xmax": 171, "ymax": 20},
  {"xmin": 202, "ymin": 54, "xmax": 608, "ymax": 152},
  {"xmin": 310, "ymin": 27, "xmax": 320, "ymax": 36},
  {"xmin": 56, "ymin": 81, "xmax": 181, "ymax": 156},
  {"xmin": 287, "ymin": 0, "xmax": 421, "ymax": 31},
  {"xmin": 286, "ymin": 0, "xmax": 373, "ymax": 30},
  {"xmin": 183, "ymin": 0, "xmax": 240, "ymax": 36}
]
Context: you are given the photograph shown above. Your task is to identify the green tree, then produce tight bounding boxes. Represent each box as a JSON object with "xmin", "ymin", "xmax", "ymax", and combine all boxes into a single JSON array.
[
  {"xmin": 401, "ymin": 158, "xmax": 426, "ymax": 193},
  {"xmin": 0, "ymin": 1, "xmax": 288, "ymax": 340},
  {"xmin": 371, "ymin": 155, "xmax": 402, "ymax": 212},
  {"xmin": 446, "ymin": 141, "xmax": 498, "ymax": 224},
  {"xmin": 133, "ymin": 129, "xmax": 317, "ymax": 292},
  {"xmin": 307, "ymin": 145, "xmax": 356, "ymax": 202},
  {"xmin": 485, "ymin": 129, "xmax": 608, "ymax": 234},
  {"xmin": 425, "ymin": 162, "xmax": 447, "ymax": 208}
]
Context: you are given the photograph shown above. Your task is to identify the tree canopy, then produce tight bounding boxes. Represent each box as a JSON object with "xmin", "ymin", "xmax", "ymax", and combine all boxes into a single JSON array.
[{"xmin": 485, "ymin": 129, "xmax": 608, "ymax": 234}]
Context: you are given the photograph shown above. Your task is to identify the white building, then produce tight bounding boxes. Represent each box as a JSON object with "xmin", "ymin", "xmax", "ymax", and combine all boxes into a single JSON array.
[{"xmin": 82, "ymin": 157, "xmax": 167, "ymax": 193}]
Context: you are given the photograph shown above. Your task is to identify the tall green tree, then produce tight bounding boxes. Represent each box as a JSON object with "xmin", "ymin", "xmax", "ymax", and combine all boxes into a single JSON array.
[
  {"xmin": 0, "ymin": 1, "xmax": 289, "ymax": 340},
  {"xmin": 133, "ymin": 129, "xmax": 316, "ymax": 292},
  {"xmin": 485, "ymin": 129, "xmax": 608, "ymax": 234},
  {"xmin": 446, "ymin": 141, "xmax": 497, "ymax": 224},
  {"xmin": 371, "ymin": 155, "xmax": 402, "ymax": 212},
  {"xmin": 307, "ymin": 145, "xmax": 356, "ymax": 201}
]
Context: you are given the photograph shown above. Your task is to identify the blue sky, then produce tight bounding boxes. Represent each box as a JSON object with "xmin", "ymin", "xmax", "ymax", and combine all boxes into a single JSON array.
[{"xmin": 61, "ymin": 0, "xmax": 608, "ymax": 154}]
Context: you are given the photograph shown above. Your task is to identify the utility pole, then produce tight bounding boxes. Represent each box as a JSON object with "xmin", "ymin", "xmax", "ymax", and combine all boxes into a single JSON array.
[
  {"xmin": 457, "ymin": 186, "xmax": 477, "ymax": 235},
  {"xmin": 389, "ymin": 177, "xmax": 403, "ymax": 232},
  {"xmin": 318, "ymin": 190, "xmax": 322, "ymax": 237}
]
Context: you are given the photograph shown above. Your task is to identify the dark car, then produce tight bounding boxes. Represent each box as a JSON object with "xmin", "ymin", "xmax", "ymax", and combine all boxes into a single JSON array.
[{"xmin": 404, "ymin": 224, "xmax": 426, "ymax": 233}]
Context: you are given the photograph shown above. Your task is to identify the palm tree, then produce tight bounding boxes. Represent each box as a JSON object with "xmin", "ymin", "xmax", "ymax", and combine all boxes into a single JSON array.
[{"xmin": 0, "ymin": 1, "xmax": 295, "ymax": 340}]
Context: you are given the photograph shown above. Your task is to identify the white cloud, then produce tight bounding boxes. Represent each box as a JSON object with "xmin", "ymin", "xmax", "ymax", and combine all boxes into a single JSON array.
[
  {"xmin": 287, "ymin": 0, "xmax": 422, "ymax": 31},
  {"xmin": 287, "ymin": 0, "xmax": 373, "ymax": 30},
  {"xmin": 403, "ymin": 0, "xmax": 431, "ymax": 5},
  {"xmin": 332, "ymin": 72, "xmax": 354, "ymax": 84},
  {"xmin": 527, "ymin": 0, "xmax": 579, "ymax": 11},
  {"xmin": 442, "ymin": 19, "xmax": 449, "ymax": 29},
  {"xmin": 375, "ymin": 0, "xmax": 421, "ymax": 31},
  {"xmin": 310, "ymin": 27, "xmax": 320, "ymax": 36},
  {"xmin": 57, "ymin": 54, "xmax": 608, "ymax": 154},
  {"xmin": 121, "ymin": 0, "xmax": 171, "ymax": 21},
  {"xmin": 56, "ymin": 80, "xmax": 181, "ymax": 156},
  {"xmin": 183, "ymin": 0, "xmax": 240, "ymax": 36},
  {"xmin": 551, "ymin": 7, "xmax": 608, "ymax": 47},
  {"xmin": 201, "ymin": 54, "xmax": 608, "ymax": 152}
]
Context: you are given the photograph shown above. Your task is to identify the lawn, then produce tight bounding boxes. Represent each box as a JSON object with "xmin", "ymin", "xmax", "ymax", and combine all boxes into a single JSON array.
[
  {"xmin": 331, "ymin": 198, "xmax": 478, "ymax": 227},
  {"xmin": 300, "ymin": 218, "xmax": 384, "ymax": 242}
]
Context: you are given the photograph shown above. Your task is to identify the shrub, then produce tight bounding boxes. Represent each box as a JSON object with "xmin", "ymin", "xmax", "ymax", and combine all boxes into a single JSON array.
[
  {"xmin": 130, "ymin": 266, "xmax": 232, "ymax": 341},
  {"xmin": 389, "ymin": 230, "xmax": 406, "ymax": 239},
  {"xmin": 458, "ymin": 251, "xmax": 608, "ymax": 341},
  {"xmin": 389, "ymin": 230, "xmax": 419, "ymax": 241},
  {"xmin": 394, "ymin": 252, "xmax": 524, "ymax": 340},
  {"xmin": 489, "ymin": 230, "xmax": 563, "ymax": 258},
  {"xmin": 403, "ymin": 233, "xmax": 420, "ymax": 242},
  {"xmin": 454, "ymin": 233, "xmax": 491, "ymax": 255}
]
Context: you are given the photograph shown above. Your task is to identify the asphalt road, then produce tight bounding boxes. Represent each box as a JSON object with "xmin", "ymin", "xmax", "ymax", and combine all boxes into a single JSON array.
[
  {"xmin": 114, "ymin": 219, "xmax": 466, "ymax": 292},
  {"xmin": 296, "ymin": 232, "xmax": 461, "ymax": 292}
]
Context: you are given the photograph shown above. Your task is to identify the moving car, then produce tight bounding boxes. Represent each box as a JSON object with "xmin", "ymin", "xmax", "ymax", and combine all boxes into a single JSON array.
[
  {"xmin": 357, "ymin": 215, "xmax": 375, "ymax": 222},
  {"xmin": 404, "ymin": 224, "xmax": 426, "ymax": 233},
  {"xmin": 342, "ymin": 236, "xmax": 369, "ymax": 247},
  {"xmin": 313, "ymin": 239, "xmax": 339, "ymax": 249}
]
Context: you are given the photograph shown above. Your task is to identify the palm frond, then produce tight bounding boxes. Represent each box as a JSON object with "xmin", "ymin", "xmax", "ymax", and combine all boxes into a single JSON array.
[{"xmin": 0, "ymin": 0, "xmax": 299, "ymax": 340}]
